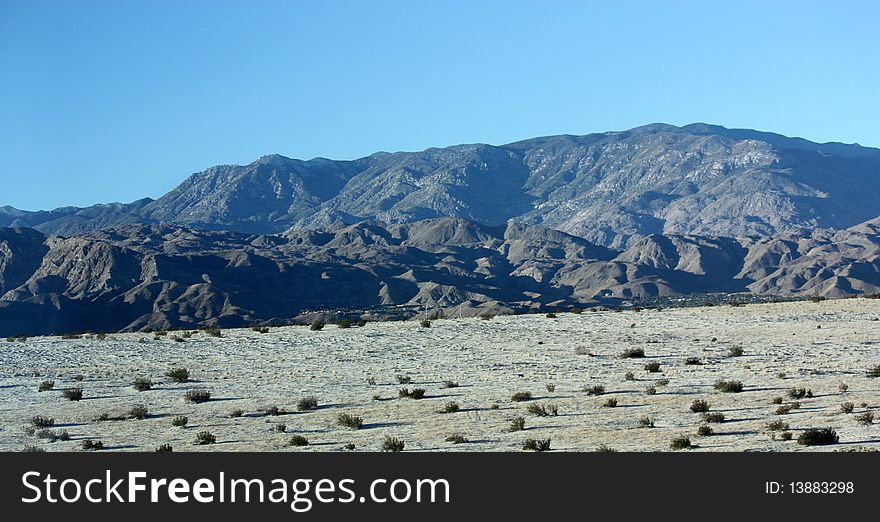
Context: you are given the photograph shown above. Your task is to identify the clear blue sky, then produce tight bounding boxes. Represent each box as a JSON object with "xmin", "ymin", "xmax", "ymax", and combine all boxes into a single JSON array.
[{"xmin": 2, "ymin": 0, "xmax": 878, "ymax": 211}]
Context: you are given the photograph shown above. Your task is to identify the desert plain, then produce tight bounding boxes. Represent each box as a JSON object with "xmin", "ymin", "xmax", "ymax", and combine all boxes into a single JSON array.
[{"xmin": 1, "ymin": 297, "xmax": 878, "ymax": 452}]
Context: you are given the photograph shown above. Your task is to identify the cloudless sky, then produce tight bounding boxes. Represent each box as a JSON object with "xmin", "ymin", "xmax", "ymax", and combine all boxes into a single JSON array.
[{"xmin": 1, "ymin": 0, "xmax": 878, "ymax": 210}]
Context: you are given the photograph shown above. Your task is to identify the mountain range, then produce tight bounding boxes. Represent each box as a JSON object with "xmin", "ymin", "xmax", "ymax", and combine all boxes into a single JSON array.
[
  {"xmin": 4, "ymin": 123, "xmax": 880, "ymax": 248},
  {"xmin": 2, "ymin": 123, "xmax": 879, "ymax": 335},
  {"xmin": 1, "ymin": 215, "xmax": 878, "ymax": 336}
]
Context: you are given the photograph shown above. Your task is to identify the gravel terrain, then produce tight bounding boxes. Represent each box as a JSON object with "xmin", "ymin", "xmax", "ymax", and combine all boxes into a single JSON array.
[{"xmin": 2, "ymin": 298, "xmax": 878, "ymax": 452}]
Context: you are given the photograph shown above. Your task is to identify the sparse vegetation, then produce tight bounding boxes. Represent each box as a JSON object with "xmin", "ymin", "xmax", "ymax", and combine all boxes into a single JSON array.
[
  {"xmin": 261, "ymin": 405, "xmax": 284, "ymax": 416},
  {"xmin": 797, "ymin": 428, "xmax": 838, "ymax": 446},
  {"xmin": 867, "ymin": 365, "xmax": 880, "ymax": 378},
  {"xmin": 639, "ymin": 416, "xmax": 655, "ymax": 428},
  {"xmin": 511, "ymin": 391, "xmax": 533, "ymax": 402},
  {"xmin": 185, "ymin": 389, "xmax": 211, "ymax": 403},
  {"xmin": 788, "ymin": 388, "xmax": 808, "ymax": 399},
  {"xmin": 526, "ymin": 403, "xmax": 558, "ymax": 416},
  {"xmin": 337, "ymin": 413, "xmax": 363, "ymax": 430},
  {"xmin": 728, "ymin": 345, "xmax": 744, "ymax": 357},
  {"xmin": 522, "ymin": 438, "xmax": 551, "ymax": 451},
  {"xmin": 81, "ymin": 440, "xmax": 104, "ymax": 451},
  {"xmin": 714, "ymin": 379, "xmax": 744, "ymax": 393},
  {"xmin": 644, "ymin": 361, "xmax": 661, "ymax": 373},
  {"xmin": 13, "ymin": 293, "xmax": 875, "ymax": 454},
  {"xmin": 36, "ymin": 429, "xmax": 69, "ymax": 442},
  {"xmin": 195, "ymin": 430, "xmax": 216, "ymax": 445},
  {"xmin": 396, "ymin": 374, "xmax": 412, "ymax": 384},
  {"xmin": 602, "ymin": 398, "xmax": 618, "ymax": 408},
  {"xmin": 441, "ymin": 401, "xmax": 460, "ymax": 414},
  {"xmin": 703, "ymin": 412, "xmax": 725, "ymax": 423},
  {"xmin": 620, "ymin": 348, "xmax": 645, "ymax": 359},
  {"xmin": 172, "ymin": 416, "xmax": 188, "ymax": 427},
  {"xmin": 584, "ymin": 385, "xmax": 605, "ymax": 396},
  {"xmin": 310, "ymin": 321, "xmax": 325, "ymax": 331},
  {"xmin": 297, "ymin": 396, "xmax": 319, "ymax": 411},
  {"xmin": 38, "ymin": 380, "xmax": 55, "ymax": 392},
  {"xmin": 155, "ymin": 444, "xmax": 174, "ymax": 452},
  {"xmin": 775, "ymin": 405, "xmax": 794, "ymax": 415},
  {"xmin": 545, "ymin": 313, "xmax": 556, "ymax": 319},
  {"xmin": 230, "ymin": 409, "xmax": 244, "ymax": 418},
  {"xmin": 399, "ymin": 387, "xmax": 426, "ymax": 399},
  {"xmin": 856, "ymin": 412, "xmax": 874, "ymax": 425},
  {"xmin": 697, "ymin": 425, "xmax": 714, "ymax": 436},
  {"xmin": 508, "ymin": 416, "xmax": 526, "ymax": 432},
  {"xmin": 670, "ymin": 436, "xmax": 692, "ymax": 450},
  {"xmin": 203, "ymin": 325, "xmax": 222, "ymax": 337},
  {"xmin": 382, "ymin": 436, "xmax": 405, "ymax": 452},
  {"xmin": 63, "ymin": 387, "xmax": 83, "ymax": 401},
  {"xmin": 289, "ymin": 435, "xmax": 309, "ymax": 446},
  {"xmin": 445, "ymin": 433, "xmax": 468, "ymax": 444},
  {"xmin": 624, "ymin": 372, "xmax": 635, "ymax": 381},
  {"xmin": 128, "ymin": 404, "xmax": 148, "ymax": 420},
  {"xmin": 420, "ymin": 319, "xmax": 432, "ymax": 328},
  {"xmin": 96, "ymin": 412, "xmax": 124, "ymax": 422},
  {"xmin": 166, "ymin": 367, "xmax": 189, "ymax": 383},
  {"xmin": 690, "ymin": 399, "xmax": 710, "ymax": 413},
  {"xmin": 31, "ymin": 416, "xmax": 55, "ymax": 428}
]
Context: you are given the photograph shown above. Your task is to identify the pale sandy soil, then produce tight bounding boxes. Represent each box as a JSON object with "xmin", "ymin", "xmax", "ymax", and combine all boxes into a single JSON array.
[{"xmin": 1, "ymin": 298, "xmax": 879, "ymax": 452}]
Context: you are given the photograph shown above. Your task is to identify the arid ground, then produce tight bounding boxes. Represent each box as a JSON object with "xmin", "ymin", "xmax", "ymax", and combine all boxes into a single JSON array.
[{"xmin": 1, "ymin": 298, "xmax": 878, "ymax": 452}]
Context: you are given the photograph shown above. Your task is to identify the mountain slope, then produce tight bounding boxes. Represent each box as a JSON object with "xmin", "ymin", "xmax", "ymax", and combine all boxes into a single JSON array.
[
  {"xmin": 140, "ymin": 155, "xmax": 364, "ymax": 233},
  {"xmin": 2, "ymin": 215, "xmax": 879, "ymax": 336},
  {"xmin": 5, "ymin": 124, "xmax": 879, "ymax": 247},
  {"xmin": 0, "ymin": 199, "xmax": 154, "ymax": 235}
]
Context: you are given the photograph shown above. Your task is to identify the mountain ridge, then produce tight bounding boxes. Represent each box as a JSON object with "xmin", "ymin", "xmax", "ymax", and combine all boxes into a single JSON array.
[
  {"xmin": 1, "ymin": 214, "xmax": 878, "ymax": 336},
  {"xmin": 4, "ymin": 123, "xmax": 880, "ymax": 247}
]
